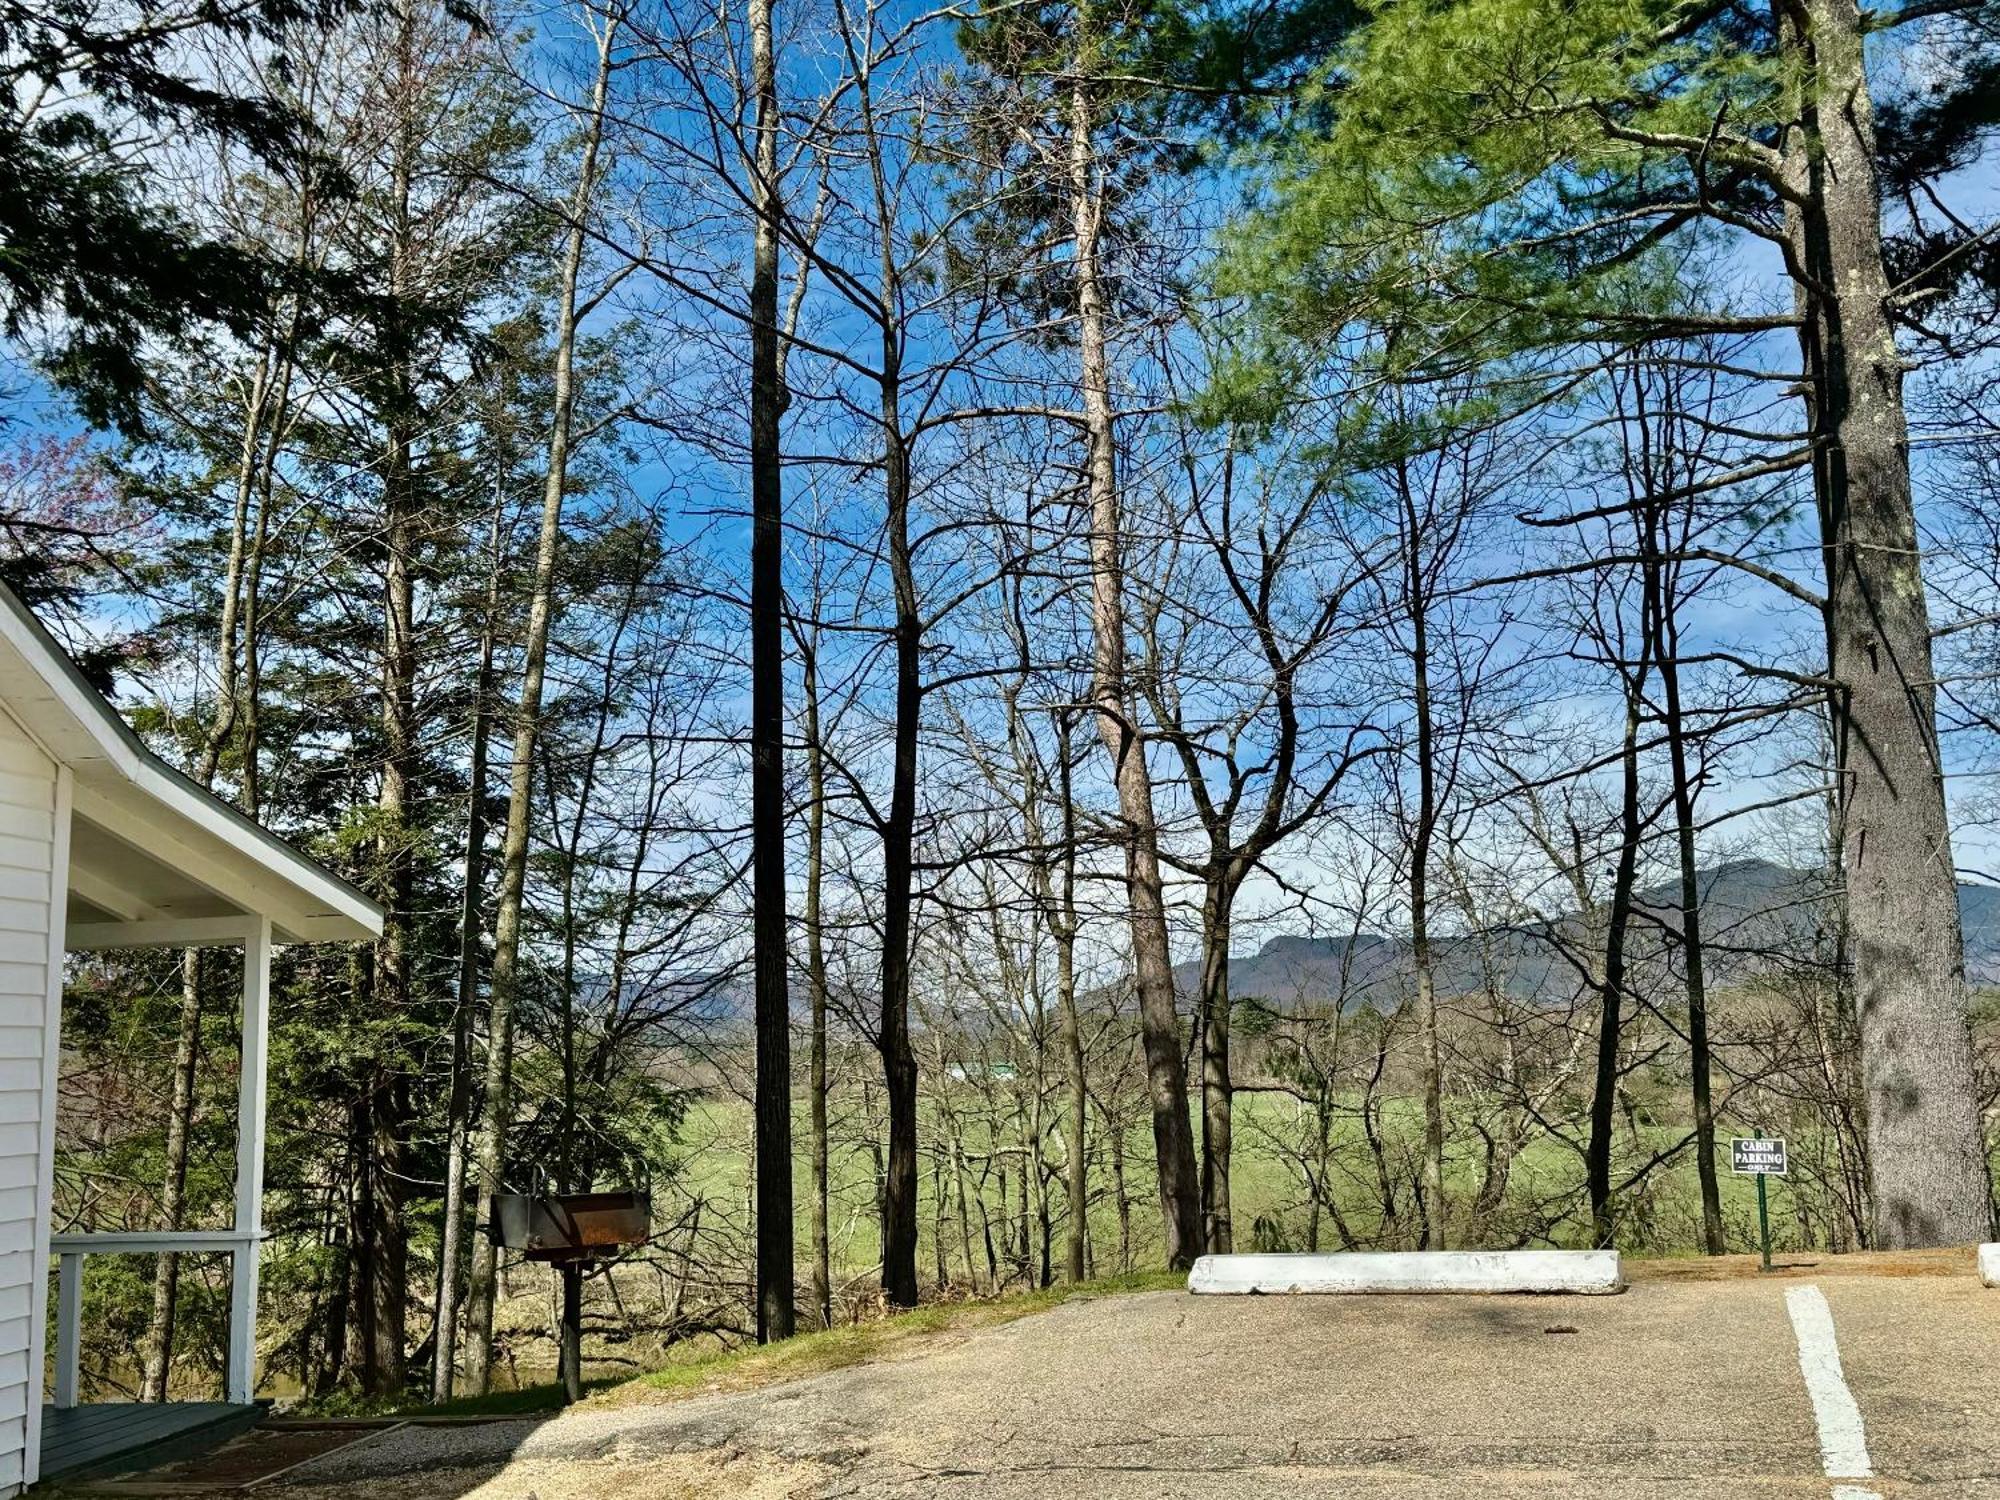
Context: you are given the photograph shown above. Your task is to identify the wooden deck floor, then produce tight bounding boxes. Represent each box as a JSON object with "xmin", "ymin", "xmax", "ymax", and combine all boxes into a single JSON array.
[{"xmin": 39, "ymin": 1401, "xmax": 266, "ymax": 1483}]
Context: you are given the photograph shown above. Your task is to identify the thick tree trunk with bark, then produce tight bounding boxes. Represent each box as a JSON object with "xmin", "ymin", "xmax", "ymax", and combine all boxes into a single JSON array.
[
  {"xmin": 1779, "ymin": 0, "xmax": 1992, "ymax": 1248},
  {"xmin": 1066, "ymin": 74, "xmax": 1201, "ymax": 1270}
]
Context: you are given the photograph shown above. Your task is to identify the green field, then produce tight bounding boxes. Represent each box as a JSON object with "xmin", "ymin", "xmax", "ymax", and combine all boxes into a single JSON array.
[{"xmin": 662, "ymin": 1086, "xmax": 1843, "ymax": 1289}]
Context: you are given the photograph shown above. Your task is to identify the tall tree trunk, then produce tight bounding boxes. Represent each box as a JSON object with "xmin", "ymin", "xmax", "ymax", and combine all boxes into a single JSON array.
[
  {"xmin": 801, "ymin": 638, "xmax": 833, "ymax": 1328},
  {"xmin": 1587, "ymin": 618, "xmax": 1652, "ymax": 1245},
  {"xmin": 1401, "ymin": 473, "xmax": 1446, "ymax": 1249},
  {"xmin": 1098, "ymin": 1087, "xmax": 1132, "ymax": 1273},
  {"xmin": 433, "ymin": 506, "xmax": 503, "ymax": 1400},
  {"xmin": 549, "ymin": 627, "xmax": 629, "ymax": 1407},
  {"xmin": 1779, "ymin": 0, "xmax": 1992, "ymax": 1248},
  {"xmin": 1645, "ymin": 506, "xmax": 1724, "ymax": 1255},
  {"xmin": 140, "ymin": 949, "xmax": 204, "ymax": 1402},
  {"xmin": 876, "ymin": 540, "xmax": 922, "ymax": 1309},
  {"xmin": 865, "ymin": 96, "xmax": 922, "ymax": 1310},
  {"xmin": 236, "ymin": 327, "xmax": 292, "ymax": 819},
  {"xmin": 140, "ymin": 340, "xmax": 282, "ymax": 1401},
  {"xmin": 360, "ymin": 0, "xmax": 431, "ymax": 1393},
  {"xmin": 462, "ymin": 27, "xmax": 615, "ymax": 1389},
  {"xmin": 747, "ymin": 0, "xmax": 796, "ymax": 1342},
  {"xmin": 1066, "ymin": 68, "xmax": 1201, "ymax": 1271},
  {"xmin": 951, "ymin": 1122, "xmax": 980, "ymax": 1295},
  {"xmin": 1667, "ymin": 695, "xmax": 1723, "ymax": 1254},
  {"xmin": 373, "ymin": 422, "xmax": 416, "ymax": 1396},
  {"xmin": 1055, "ymin": 726, "xmax": 1087, "ymax": 1285},
  {"xmin": 364, "ymin": 1070, "xmax": 411, "ymax": 1393},
  {"xmin": 1197, "ymin": 882, "xmax": 1233, "ymax": 1254},
  {"xmin": 1025, "ymin": 979, "xmax": 1052, "ymax": 1287},
  {"xmin": 150, "ymin": 349, "xmax": 287, "ymax": 1392},
  {"xmin": 931, "ymin": 1154, "xmax": 951, "ymax": 1287},
  {"xmin": 341, "ymin": 1094, "xmax": 373, "ymax": 1388}
]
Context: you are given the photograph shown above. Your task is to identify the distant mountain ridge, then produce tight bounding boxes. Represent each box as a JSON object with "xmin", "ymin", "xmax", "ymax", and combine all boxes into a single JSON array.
[{"xmin": 1175, "ymin": 859, "xmax": 2000, "ymax": 1009}]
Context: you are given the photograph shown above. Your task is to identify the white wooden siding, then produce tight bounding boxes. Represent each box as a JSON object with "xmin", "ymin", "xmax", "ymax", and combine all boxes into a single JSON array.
[{"xmin": 0, "ymin": 709, "xmax": 56, "ymax": 1495}]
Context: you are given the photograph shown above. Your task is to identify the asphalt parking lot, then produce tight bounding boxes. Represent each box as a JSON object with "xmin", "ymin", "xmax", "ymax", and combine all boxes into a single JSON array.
[{"xmin": 150, "ymin": 1251, "xmax": 2000, "ymax": 1499}]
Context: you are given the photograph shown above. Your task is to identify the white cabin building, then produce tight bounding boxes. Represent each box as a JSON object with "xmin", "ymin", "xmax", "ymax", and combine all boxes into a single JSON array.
[{"xmin": 0, "ymin": 585, "xmax": 381, "ymax": 1491}]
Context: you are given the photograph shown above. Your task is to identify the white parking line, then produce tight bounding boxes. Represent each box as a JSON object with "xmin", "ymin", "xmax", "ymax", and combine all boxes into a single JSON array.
[{"xmin": 1786, "ymin": 1284, "xmax": 1883, "ymax": 1500}]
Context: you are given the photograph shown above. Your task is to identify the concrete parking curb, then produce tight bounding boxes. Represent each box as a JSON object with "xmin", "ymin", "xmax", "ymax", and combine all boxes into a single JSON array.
[
  {"xmin": 1187, "ymin": 1248, "xmax": 1623, "ymax": 1295},
  {"xmin": 1979, "ymin": 1244, "xmax": 1999, "ymax": 1287}
]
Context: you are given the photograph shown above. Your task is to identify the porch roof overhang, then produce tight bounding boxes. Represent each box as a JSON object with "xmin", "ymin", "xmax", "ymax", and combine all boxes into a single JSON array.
[{"xmin": 0, "ymin": 586, "xmax": 383, "ymax": 946}]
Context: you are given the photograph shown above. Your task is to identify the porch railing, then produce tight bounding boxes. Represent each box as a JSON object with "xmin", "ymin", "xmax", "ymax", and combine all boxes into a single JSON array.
[
  {"xmin": 52, "ymin": 915, "xmax": 273, "ymax": 1412},
  {"xmin": 51, "ymin": 1225, "xmax": 261, "ymax": 1406}
]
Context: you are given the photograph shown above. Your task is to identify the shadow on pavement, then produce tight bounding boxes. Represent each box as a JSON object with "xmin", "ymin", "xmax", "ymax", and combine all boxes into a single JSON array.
[{"xmin": 56, "ymin": 1414, "xmax": 558, "ymax": 1498}]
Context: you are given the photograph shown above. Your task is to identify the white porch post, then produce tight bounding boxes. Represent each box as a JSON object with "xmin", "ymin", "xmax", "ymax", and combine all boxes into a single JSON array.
[
  {"xmin": 52, "ymin": 1253, "xmax": 81, "ymax": 1410},
  {"xmin": 226, "ymin": 917, "xmax": 272, "ymax": 1405}
]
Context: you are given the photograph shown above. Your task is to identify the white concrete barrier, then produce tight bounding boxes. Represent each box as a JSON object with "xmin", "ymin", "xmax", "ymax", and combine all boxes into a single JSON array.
[
  {"xmin": 1187, "ymin": 1249, "xmax": 1622, "ymax": 1296},
  {"xmin": 1979, "ymin": 1244, "xmax": 2000, "ymax": 1288}
]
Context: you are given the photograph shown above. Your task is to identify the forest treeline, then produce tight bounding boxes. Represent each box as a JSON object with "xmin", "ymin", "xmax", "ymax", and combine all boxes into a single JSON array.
[{"xmin": 6, "ymin": 0, "xmax": 2000, "ymax": 1403}]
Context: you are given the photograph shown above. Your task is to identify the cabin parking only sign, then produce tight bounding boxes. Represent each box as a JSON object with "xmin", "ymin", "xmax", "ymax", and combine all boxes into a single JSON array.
[
  {"xmin": 1733, "ymin": 1137, "xmax": 1787, "ymax": 1271},
  {"xmin": 1731, "ymin": 1137, "xmax": 1788, "ymax": 1176}
]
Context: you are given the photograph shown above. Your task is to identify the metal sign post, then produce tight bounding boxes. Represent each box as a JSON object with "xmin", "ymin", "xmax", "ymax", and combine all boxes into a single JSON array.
[{"xmin": 1730, "ymin": 1136, "xmax": 1788, "ymax": 1271}]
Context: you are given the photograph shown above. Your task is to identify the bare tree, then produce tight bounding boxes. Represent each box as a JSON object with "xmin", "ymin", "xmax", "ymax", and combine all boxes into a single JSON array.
[{"xmin": 1139, "ymin": 425, "xmax": 1377, "ymax": 1254}]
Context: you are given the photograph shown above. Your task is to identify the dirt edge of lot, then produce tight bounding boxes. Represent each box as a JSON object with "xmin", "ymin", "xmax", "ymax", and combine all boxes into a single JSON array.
[{"xmin": 1623, "ymin": 1246, "xmax": 1977, "ymax": 1281}]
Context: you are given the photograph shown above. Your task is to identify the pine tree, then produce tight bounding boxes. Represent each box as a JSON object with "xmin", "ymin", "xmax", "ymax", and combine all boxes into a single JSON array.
[{"xmin": 1220, "ymin": 0, "xmax": 2000, "ymax": 1249}]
